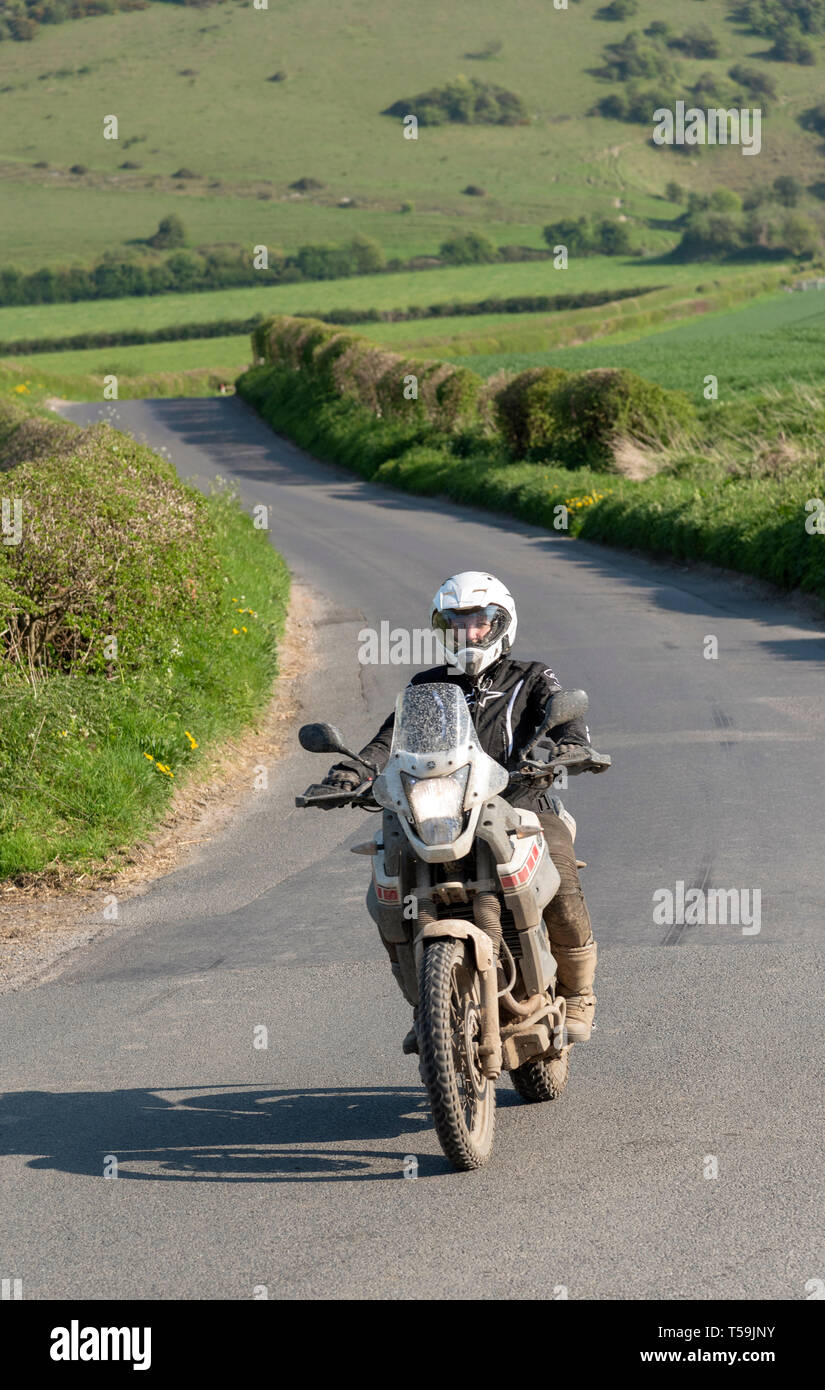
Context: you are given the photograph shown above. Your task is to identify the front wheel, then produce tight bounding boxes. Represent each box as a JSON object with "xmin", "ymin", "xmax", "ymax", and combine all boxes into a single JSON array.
[
  {"xmin": 510, "ymin": 1047, "xmax": 570, "ymax": 1103},
  {"xmin": 418, "ymin": 937, "xmax": 496, "ymax": 1171}
]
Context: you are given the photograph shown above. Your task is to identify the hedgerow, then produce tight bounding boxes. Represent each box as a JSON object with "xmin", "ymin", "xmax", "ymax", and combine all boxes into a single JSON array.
[
  {"xmin": 238, "ymin": 323, "xmax": 825, "ymax": 607},
  {"xmin": 0, "ymin": 399, "xmax": 289, "ymax": 879}
]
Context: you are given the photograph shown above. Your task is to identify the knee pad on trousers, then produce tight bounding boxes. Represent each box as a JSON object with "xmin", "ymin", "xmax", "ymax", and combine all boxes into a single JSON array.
[{"xmin": 543, "ymin": 890, "xmax": 593, "ymax": 949}]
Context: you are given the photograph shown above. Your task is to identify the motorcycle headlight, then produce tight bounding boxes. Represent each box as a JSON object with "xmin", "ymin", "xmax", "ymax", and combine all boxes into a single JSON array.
[{"xmin": 401, "ymin": 767, "xmax": 469, "ymax": 845}]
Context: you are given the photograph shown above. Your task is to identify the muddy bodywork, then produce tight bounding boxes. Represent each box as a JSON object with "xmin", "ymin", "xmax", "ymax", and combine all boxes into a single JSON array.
[{"xmin": 365, "ymin": 796, "xmax": 568, "ymax": 1070}]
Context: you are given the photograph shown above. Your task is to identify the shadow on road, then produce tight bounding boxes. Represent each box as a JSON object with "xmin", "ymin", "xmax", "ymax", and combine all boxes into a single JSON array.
[{"xmin": 0, "ymin": 1083, "xmax": 467, "ymax": 1182}]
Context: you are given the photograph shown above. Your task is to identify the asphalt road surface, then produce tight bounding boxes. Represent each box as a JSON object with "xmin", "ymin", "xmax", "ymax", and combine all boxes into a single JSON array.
[{"xmin": 2, "ymin": 396, "xmax": 823, "ymax": 1300}]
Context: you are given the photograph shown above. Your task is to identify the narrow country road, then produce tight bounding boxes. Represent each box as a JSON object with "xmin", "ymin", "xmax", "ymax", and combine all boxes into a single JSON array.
[{"xmin": 1, "ymin": 395, "xmax": 823, "ymax": 1299}]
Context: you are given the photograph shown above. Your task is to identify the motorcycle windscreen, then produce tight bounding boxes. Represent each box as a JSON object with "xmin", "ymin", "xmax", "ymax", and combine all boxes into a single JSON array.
[
  {"xmin": 389, "ymin": 683, "xmax": 509, "ymax": 801},
  {"xmin": 390, "ymin": 682, "xmax": 474, "ymax": 757}
]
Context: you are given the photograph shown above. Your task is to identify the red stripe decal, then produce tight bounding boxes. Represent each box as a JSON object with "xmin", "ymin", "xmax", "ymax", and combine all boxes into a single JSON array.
[{"xmin": 500, "ymin": 840, "xmax": 541, "ymax": 891}]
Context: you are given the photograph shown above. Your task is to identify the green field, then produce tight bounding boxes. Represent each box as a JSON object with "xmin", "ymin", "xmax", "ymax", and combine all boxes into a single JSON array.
[
  {"xmin": 456, "ymin": 288, "xmax": 825, "ymax": 399},
  {"xmin": 0, "ymin": 256, "xmax": 746, "ymax": 344},
  {"xmin": 9, "ymin": 335, "xmax": 253, "ymax": 378},
  {"xmin": 2, "ymin": 267, "xmax": 801, "ymax": 394},
  {"xmin": 4, "ymin": 0, "xmax": 825, "ymax": 273}
]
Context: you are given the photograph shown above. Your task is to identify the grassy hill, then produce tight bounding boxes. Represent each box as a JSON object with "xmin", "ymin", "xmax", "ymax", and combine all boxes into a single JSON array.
[{"xmin": 4, "ymin": 0, "xmax": 825, "ymax": 271}]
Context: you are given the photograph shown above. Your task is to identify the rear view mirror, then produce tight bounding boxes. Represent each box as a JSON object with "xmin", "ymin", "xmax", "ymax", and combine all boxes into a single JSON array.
[
  {"xmin": 545, "ymin": 689, "xmax": 589, "ymax": 726},
  {"xmin": 299, "ymin": 722, "xmax": 346, "ymax": 754}
]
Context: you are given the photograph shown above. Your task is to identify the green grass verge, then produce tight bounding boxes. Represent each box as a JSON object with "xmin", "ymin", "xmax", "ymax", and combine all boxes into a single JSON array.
[
  {"xmin": 5, "ymin": 335, "xmax": 253, "ymax": 380},
  {"xmin": 0, "ymin": 357, "xmax": 239, "ymax": 401},
  {"xmin": 0, "ymin": 404, "xmax": 289, "ymax": 880}
]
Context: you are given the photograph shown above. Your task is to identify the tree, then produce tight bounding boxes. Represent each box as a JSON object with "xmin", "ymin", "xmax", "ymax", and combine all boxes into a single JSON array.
[
  {"xmin": 781, "ymin": 212, "xmax": 820, "ymax": 256},
  {"xmin": 149, "ymin": 215, "xmax": 187, "ymax": 250},
  {"xmin": 439, "ymin": 231, "xmax": 498, "ymax": 264},
  {"xmin": 349, "ymin": 234, "xmax": 386, "ymax": 274},
  {"xmin": 773, "ymin": 175, "xmax": 803, "ymax": 206},
  {"xmin": 595, "ymin": 218, "xmax": 632, "ymax": 254},
  {"xmin": 710, "ymin": 188, "xmax": 743, "ymax": 214},
  {"xmin": 543, "ymin": 218, "xmax": 595, "ymax": 254},
  {"xmin": 665, "ymin": 180, "xmax": 685, "ymax": 204}
]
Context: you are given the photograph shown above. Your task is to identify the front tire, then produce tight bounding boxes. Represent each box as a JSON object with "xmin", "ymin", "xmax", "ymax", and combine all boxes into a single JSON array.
[
  {"xmin": 418, "ymin": 938, "xmax": 496, "ymax": 1171},
  {"xmin": 510, "ymin": 1049, "xmax": 570, "ymax": 1103}
]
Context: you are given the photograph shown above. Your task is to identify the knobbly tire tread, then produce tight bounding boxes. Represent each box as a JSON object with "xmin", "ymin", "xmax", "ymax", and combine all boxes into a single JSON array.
[
  {"xmin": 510, "ymin": 1049, "xmax": 570, "ymax": 1103},
  {"xmin": 418, "ymin": 938, "xmax": 496, "ymax": 1171}
]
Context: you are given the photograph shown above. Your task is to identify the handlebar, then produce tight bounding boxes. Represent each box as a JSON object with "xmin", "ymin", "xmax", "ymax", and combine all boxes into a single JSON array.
[
  {"xmin": 517, "ymin": 745, "xmax": 612, "ymax": 779},
  {"xmin": 296, "ymin": 745, "xmax": 610, "ymax": 810},
  {"xmin": 295, "ymin": 783, "xmax": 379, "ymax": 809}
]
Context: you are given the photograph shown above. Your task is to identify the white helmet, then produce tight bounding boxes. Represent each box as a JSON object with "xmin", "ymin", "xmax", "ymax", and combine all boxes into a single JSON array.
[{"xmin": 431, "ymin": 571, "xmax": 517, "ymax": 678}]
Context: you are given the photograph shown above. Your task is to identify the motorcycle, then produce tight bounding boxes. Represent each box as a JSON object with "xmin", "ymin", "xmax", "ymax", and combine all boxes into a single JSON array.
[{"xmin": 296, "ymin": 682, "xmax": 611, "ymax": 1171}]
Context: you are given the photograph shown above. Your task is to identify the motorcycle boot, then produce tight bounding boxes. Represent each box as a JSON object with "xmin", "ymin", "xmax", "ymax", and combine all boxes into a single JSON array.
[{"xmin": 553, "ymin": 937, "xmax": 597, "ymax": 1042}]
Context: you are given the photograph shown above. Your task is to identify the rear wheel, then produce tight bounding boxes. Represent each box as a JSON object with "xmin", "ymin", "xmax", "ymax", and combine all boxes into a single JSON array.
[
  {"xmin": 510, "ymin": 1048, "xmax": 570, "ymax": 1103},
  {"xmin": 418, "ymin": 937, "xmax": 496, "ymax": 1171}
]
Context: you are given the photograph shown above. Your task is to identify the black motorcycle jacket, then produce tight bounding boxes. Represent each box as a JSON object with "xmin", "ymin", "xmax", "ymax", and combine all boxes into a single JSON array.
[{"xmin": 352, "ymin": 656, "xmax": 591, "ymax": 810}]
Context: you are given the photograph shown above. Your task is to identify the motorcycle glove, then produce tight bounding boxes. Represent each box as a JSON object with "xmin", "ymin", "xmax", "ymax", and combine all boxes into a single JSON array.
[{"xmin": 322, "ymin": 764, "xmax": 363, "ymax": 792}]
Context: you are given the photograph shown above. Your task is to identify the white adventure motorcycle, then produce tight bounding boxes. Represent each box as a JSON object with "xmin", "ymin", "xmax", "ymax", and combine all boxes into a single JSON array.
[{"xmin": 297, "ymin": 682, "xmax": 610, "ymax": 1170}]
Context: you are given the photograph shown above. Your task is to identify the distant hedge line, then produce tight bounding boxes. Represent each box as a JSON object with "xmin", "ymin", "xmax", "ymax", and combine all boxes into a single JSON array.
[
  {"xmin": 0, "ymin": 236, "xmax": 553, "ymax": 309},
  {"xmin": 0, "ymin": 287, "xmax": 657, "ymax": 357}
]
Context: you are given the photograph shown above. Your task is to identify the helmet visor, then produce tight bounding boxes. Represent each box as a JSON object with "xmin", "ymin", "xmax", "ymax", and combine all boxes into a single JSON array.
[{"xmin": 432, "ymin": 603, "xmax": 510, "ymax": 654}]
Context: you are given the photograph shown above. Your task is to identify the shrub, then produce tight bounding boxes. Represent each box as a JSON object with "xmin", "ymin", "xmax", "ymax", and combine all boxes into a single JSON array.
[
  {"xmin": 383, "ymin": 77, "xmax": 528, "ymax": 126},
  {"xmin": 439, "ymin": 231, "xmax": 498, "ymax": 264},
  {"xmin": 598, "ymin": 32, "xmax": 677, "ymax": 82},
  {"xmin": 494, "ymin": 366, "xmax": 695, "ymax": 468},
  {"xmin": 171, "ymin": 167, "xmax": 198, "ymax": 179},
  {"xmin": 728, "ymin": 63, "xmax": 778, "ymax": 102},
  {"xmin": 69, "ymin": 164, "xmax": 88, "ymax": 175},
  {"xmin": 251, "ymin": 315, "xmax": 482, "ymax": 433},
  {"xmin": 289, "ymin": 177, "xmax": 324, "ymax": 191},
  {"xmin": 774, "ymin": 175, "xmax": 804, "ymax": 206},
  {"xmin": 493, "ymin": 368, "xmax": 570, "ymax": 457},
  {"xmin": 597, "ymin": 0, "xmax": 639, "ymax": 19},
  {"xmin": 800, "ymin": 101, "xmax": 825, "ymax": 135},
  {"xmin": 554, "ymin": 368, "xmax": 696, "ymax": 468},
  {"xmin": 780, "ymin": 211, "xmax": 820, "ymax": 256},
  {"xmin": 148, "ymin": 214, "xmax": 187, "ymax": 249},
  {"xmin": 0, "ymin": 406, "xmax": 220, "ymax": 674},
  {"xmin": 462, "ymin": 184, "xmax": 487, "ymax": 196},
  {"xmin": 542, "ymin": 215, "xmax": 631, "ymax": 256},
  {"xmin": 709, "ymin": 188, "xmax": 743, "ymax": 214},
  {"xmin": 667, "ymin": 25, "xmax": 720, "ymax": 59},
  {"xmin": 768, "ymin": 28, "xmax": 817, "ymax": 63}
]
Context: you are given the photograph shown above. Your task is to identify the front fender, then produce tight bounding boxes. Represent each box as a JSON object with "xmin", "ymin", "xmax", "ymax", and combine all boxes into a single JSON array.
[
  {"xmin": 414, "ymin": 920, "xmax": 500, "ymax": 1077},
  {"xmin": 413, "ymin": 920, "xmax": 495, "ymax": 974}
]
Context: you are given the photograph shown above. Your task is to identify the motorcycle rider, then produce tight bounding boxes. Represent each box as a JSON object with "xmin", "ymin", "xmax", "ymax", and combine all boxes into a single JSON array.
[{"xmin": 320, "ymin": 572, "xmax": 600, "ymax": 1054}]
